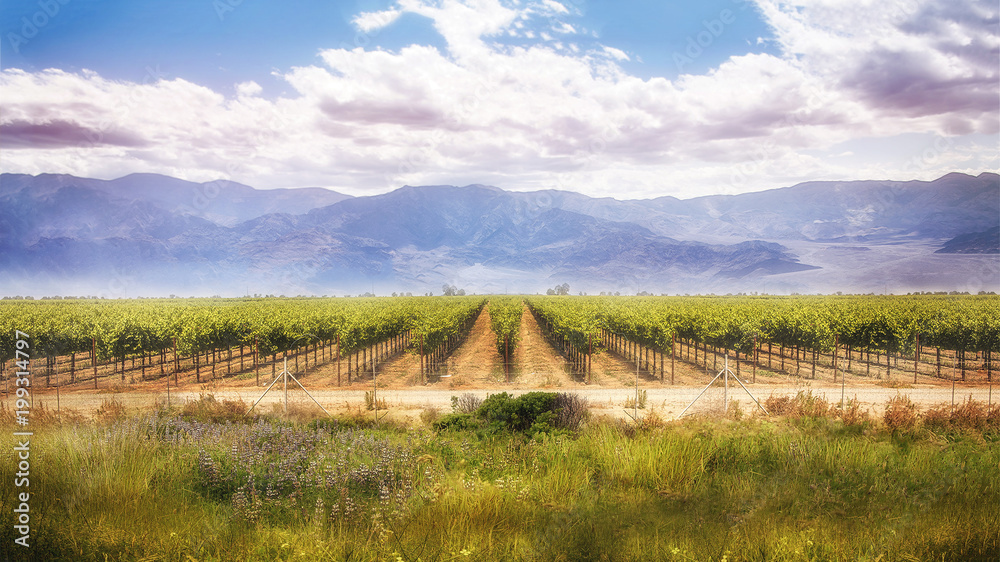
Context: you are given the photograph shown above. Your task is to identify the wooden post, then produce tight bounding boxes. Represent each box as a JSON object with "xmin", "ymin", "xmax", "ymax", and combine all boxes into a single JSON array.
[
  {"xmin": 92, "ymin": 338, "xmax": 98, "ymax": 389},
  {"xmin": 336, "ymin": 334, "xmax": 341, "ymax": 386},
  {"xmin": 913, "ymin": 334, "xmax": 919, "ymax": 384},
  {"xmin": 589, "ymin": 333, "xmax": 593, "ymax": 383},
  {"xmin": 70, "ymin": 352, "xmax": 76, "ymax": 384},
  {"xmin": 811, "ymin": 349, "xmax": 816, "ymax": 379},
  {"xmin": 172, "ymin": 338, "xmax": 179, "ymax": 384},
  {"xmin": 752, "ymin": 337, "xmax": 757, "ymax": 384},
  {"xmin": 833, "ymin": 335, "xmax": 838, "ymax": 383},
  {"xmin": 671, "ymin": 333, "xmax": 676, "ymax": 385}
]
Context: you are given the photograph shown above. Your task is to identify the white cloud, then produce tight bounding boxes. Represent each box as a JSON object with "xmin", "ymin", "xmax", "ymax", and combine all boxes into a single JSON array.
[
  {"xmin": 540, "ymin": 0, "xmax": 568, "ymax": 15},
  {"xmin": 236, "ymin": 81, "xmax": 262, "ymax": 97},
  {"xmin": 0, "ymin": 0, "xmax": 996, "ymax": 199},
  {"xmin": 352, "ymin": 9, "xmax": 403, "ymax": 33},
  {"xmin": 554, "ymin": 22, "xmax": 575, "ymax": 34},
  {"xmin": 601, "ymin": 46, "xmax": 630, "ymax": 61}
]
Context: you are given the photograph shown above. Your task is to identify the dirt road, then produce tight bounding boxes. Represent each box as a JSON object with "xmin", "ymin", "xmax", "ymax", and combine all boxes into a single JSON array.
[{"xmin": 18, "ymin": 377, "xmax": 994, "ymax": 424}]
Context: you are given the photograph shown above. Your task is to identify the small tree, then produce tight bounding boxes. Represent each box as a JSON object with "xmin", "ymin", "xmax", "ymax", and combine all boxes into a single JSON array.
[{"xmin": 547, "ymin": 283, "xmax": 570, "ymax": 295}]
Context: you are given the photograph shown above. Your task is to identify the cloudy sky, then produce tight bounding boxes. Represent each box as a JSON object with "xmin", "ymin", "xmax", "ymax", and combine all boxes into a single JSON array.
[{"xmin": 1, "ymin": 0, "xmax": 997, "ymax": 199}]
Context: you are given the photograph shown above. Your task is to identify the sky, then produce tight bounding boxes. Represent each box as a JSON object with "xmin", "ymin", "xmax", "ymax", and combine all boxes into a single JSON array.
[{"xmin": 0, "ymin": 0, "xmax": 997, "ymax": 199}]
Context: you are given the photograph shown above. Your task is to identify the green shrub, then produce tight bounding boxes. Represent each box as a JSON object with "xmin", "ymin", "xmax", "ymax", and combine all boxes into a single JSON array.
[
  {"xmin": 435, "ymin": 392, "xmax": 587, "ymax": 436},
  {"xmin": 433, "ymin": 413, "xmax": 480, "ymax": 431},
  {"xmin": 477, "ymin": 392, "xmax": 557, "ymax": 433}
]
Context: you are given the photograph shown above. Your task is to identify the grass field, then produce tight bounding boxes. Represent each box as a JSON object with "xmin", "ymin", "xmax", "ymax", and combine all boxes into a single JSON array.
[{"xmin": 1, "ymin": 393, "xmax": 999, "ymax": 561}]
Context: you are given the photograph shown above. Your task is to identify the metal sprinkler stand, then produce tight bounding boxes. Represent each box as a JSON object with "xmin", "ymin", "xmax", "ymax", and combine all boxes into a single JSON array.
[
  {"xmin": 245, "ymin": 357, "xmax": 331, "ymax": 418},
  {"xmin": 677, "ymin": 354, "xmax": 768, "ymax": 419}
]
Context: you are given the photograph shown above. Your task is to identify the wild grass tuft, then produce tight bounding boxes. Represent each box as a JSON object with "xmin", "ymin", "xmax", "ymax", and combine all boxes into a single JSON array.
[{"xmin": 883, "ymin": 394, "xmax": 918, "ymax": 433}]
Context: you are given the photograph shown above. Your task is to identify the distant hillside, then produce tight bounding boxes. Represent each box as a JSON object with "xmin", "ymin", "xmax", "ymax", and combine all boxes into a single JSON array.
[
  {"xmin": 936, "ymin": 227, "xmax": 1000, "ymax": 254},
  {"xmin": 1, "ymin": 171, "xmax": 996, "ymax": 297}
]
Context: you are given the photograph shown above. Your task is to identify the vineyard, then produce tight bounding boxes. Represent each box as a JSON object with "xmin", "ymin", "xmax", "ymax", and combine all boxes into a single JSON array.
[
  {"xmin": 1, "ymin": 295, "xmax": 998, "ymax": 395},
  {"xmin": 3, "ymin": 295, "xmax": 999, "ymax": 560}
]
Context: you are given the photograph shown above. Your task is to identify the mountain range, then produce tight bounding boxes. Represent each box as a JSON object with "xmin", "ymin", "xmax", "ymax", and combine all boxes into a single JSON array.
[{"xmin": 1, "ymin": 171, "xmax": 997, "ymax": 297}]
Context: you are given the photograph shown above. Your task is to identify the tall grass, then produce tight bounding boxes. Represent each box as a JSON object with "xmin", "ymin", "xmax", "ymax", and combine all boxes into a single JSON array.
[{"xmin": 1, "ymin": 395, "xmax": 998, "ymax": 561}]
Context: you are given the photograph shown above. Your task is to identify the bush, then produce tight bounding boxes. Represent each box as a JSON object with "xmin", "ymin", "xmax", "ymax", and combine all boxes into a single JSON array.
[
  {"xmin": 451, "ymin": 392, "xmax": 483, "ymax": 413},
  {"xmin": 181, "ymin": 394, "xmax": 247, "ymax": 423},
  {"xmin": 726, "ymin": 399, "xmax": 744, "ymax": 421},
  {"xmin": 838, "ymin": 397, "xmax": 871, "ymax": 428},
  {"xmin": 419, "ymin": 407, "xmax": 440, "ymax": 426},
  {"xmin": 435, "ymin": 392, "xmax": 587, "ymax": 436},
  {"xmin": 433, "ymin": 413, "xmax": 479, "ymax": 431},
  {"xmin": 764, "ymin": 391, "xmax": 829, "ymax": 418},
  {"xmin": 96, "ymin": 397, "xmax": 128, "ymax": 423},
  {"xmin": 554, "ymin": 392, "xmax": 589, "ymax": 431},
  {"xmin": 883, "ymin": 395, "xmax": 917, "ymax": 433},
  {"xmin": 922, "ymin": 398, "xmax": 1000, "ymax": 433},
  {"xmin": 477, "ymin": 392, "xmax": 557, "ymax": 433}
]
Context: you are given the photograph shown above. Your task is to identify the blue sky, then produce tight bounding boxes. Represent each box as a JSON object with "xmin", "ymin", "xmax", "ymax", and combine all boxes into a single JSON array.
[{"xmin": 1, "ymin": 0, "xmax": 997, "ymax": 198}]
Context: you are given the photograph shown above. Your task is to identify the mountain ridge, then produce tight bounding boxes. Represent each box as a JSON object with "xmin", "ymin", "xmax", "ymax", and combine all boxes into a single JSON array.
[{"xmin": 0, "ymin": 171, "xmax": 997, "ymax": 297}]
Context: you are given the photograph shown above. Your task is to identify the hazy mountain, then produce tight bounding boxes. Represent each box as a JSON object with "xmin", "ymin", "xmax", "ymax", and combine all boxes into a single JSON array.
[
  {"xmin": 0, "ymin": 171, "xmax": 996, "ymax": 297},
  {"xmin": 0, "ymin": 172, "xmax": 351, "ymax": 234},
  {"xmin": 936, "ymin": 227, "xmax": 1000, "ymax": 254},
  {"xmin": 531, "ymin": 172, "xmax": 1000, "ymax": 243}
]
